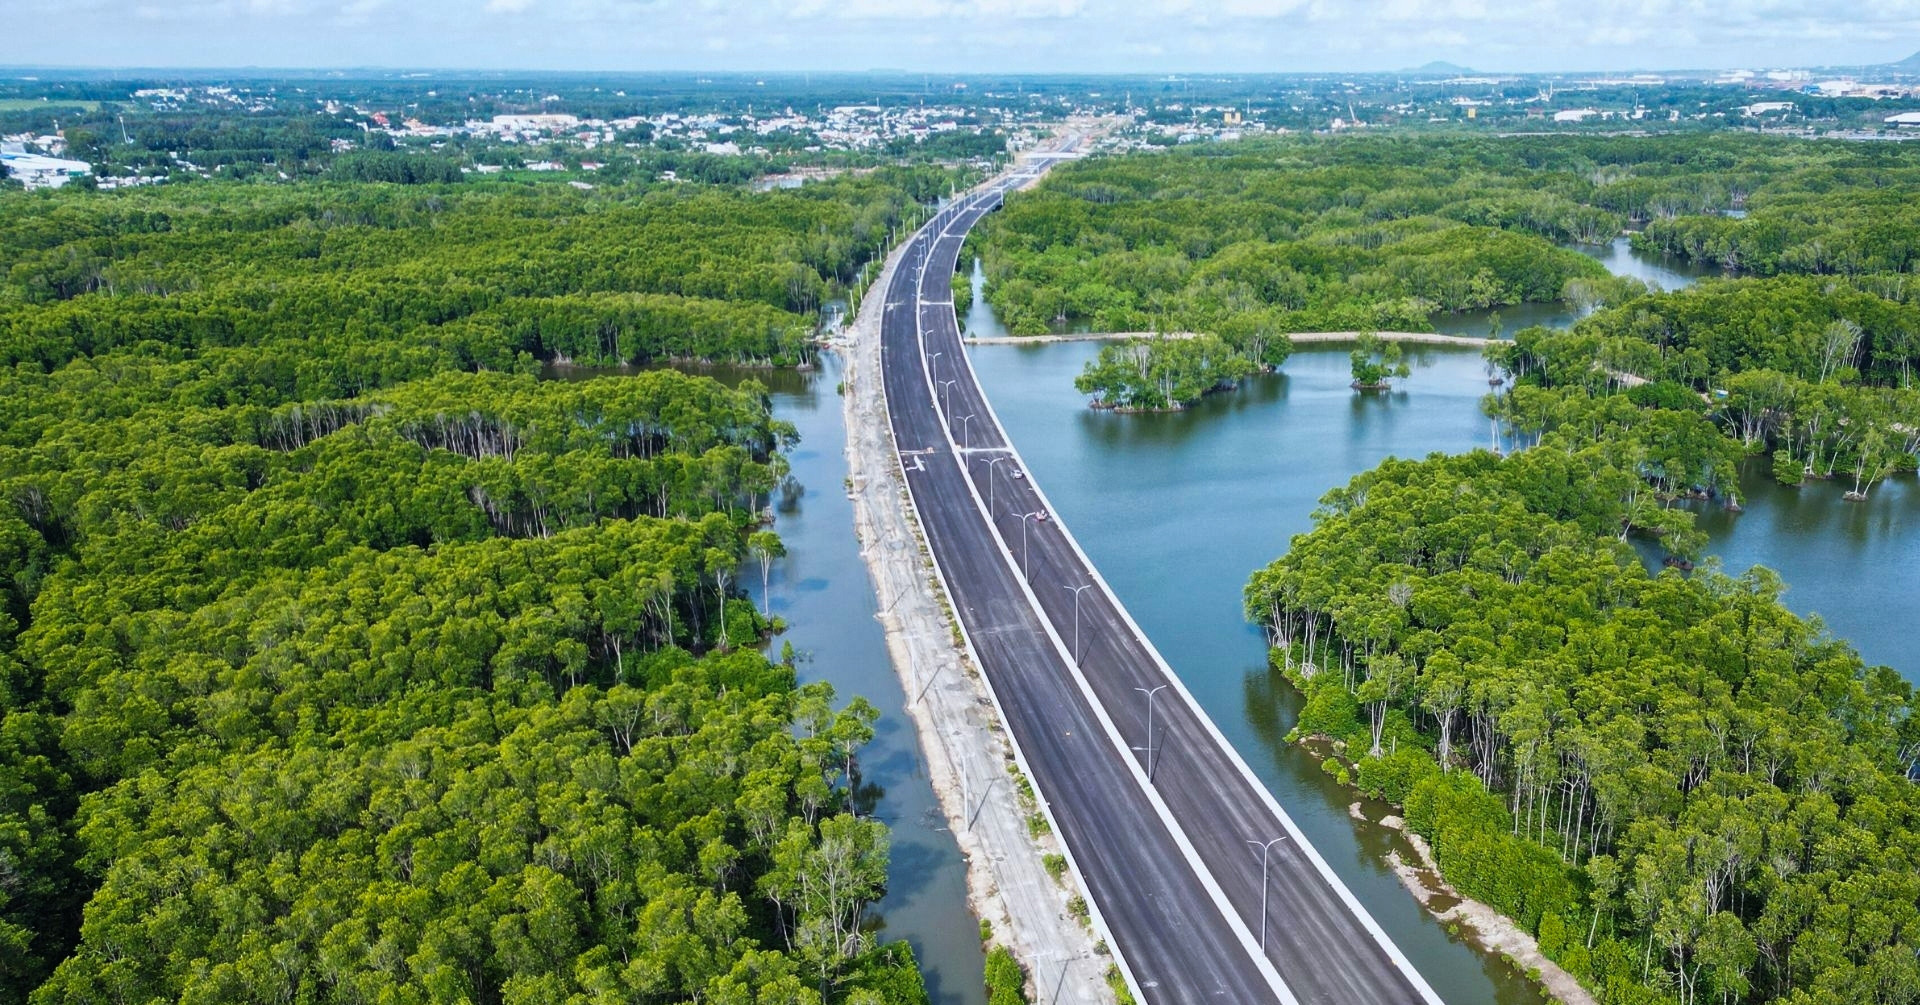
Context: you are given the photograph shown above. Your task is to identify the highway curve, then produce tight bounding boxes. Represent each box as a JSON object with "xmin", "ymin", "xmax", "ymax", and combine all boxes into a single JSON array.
[{"xmin": 877, "ymin": 157, "xmax": 1447, "ymax": 1005}]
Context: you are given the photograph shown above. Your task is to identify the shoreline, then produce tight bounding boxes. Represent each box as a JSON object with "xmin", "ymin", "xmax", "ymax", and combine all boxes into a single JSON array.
[
  {"xmin": 1377, "ymin": 814, "xmax": 1598, "ymax": 1005},
  {"xmin": 1302, "ymin": 733, "xmax": 1596, "ymax": 1005},
  {"xmin": 834, "ymin": 190, "xmax": 1114, "ymax": 1001},
  {"xmin": 965, "ymin": 329, "xmax": 1495, "ymax": 347}
]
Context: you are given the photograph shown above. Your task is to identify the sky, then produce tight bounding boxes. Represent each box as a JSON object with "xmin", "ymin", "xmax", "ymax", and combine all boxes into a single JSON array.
[{"xmin": 5, "ymin": 0, "xmax": 1919, "ymax": 74}]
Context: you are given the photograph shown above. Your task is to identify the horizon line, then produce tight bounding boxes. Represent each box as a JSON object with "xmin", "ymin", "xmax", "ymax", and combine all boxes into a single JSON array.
[{"xmin": 0, "ymin": 57, "xmax": 1913, "ymax": 80}]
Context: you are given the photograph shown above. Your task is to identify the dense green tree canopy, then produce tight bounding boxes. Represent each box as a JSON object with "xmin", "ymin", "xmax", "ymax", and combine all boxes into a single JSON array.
[
  {"xmin": 1247, "ymin": 450, "xmax": 1920, "ymax": 1005},
  {"xmin": 0, "ymin": 169, "xmax": 948, "ymax": 1002},
  {"xmin": 1212, "ymin": 133, "xmax": 1920, "ymax": 1005}
]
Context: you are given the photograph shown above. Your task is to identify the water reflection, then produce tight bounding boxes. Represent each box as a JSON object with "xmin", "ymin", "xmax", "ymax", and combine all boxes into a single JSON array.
[
  {"xmin": 1677, "ymin": 459, "xmax": 1917, "ymax": 674},
  {"xmin": 959, "ymin": 257, "xmax": 1092, "ymax": 337}
]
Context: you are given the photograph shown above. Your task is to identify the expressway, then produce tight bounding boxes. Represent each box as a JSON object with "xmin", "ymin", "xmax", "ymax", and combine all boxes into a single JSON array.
[{"xmin": 877, "ymin": 157, "xmax": 1446, "ymax": 1005}]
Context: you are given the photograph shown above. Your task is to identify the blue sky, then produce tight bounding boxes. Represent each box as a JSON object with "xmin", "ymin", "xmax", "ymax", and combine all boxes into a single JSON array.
[{"xmin": 6, "ymin": 0, "xmax": 1918, "ymax": 73}]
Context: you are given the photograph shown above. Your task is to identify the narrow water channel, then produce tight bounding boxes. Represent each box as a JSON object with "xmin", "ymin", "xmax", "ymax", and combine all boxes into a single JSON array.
[
  {"xmin": 1429, "ymin": 236, "xmax": 1716, "ymax": 336},
  {"xmin": 542, "ymin": 357, "xmax": 988, "ymax": 1005}
]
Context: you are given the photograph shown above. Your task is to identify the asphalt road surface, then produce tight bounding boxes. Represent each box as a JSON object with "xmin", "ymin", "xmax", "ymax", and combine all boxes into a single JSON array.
[{"xmin": 878, "ymin": 161, "xmax": 1446, "ymax": 1005}]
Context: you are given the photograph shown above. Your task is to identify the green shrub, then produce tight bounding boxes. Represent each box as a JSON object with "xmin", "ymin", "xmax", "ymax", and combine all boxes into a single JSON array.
[
  {"xmin": 984, "ymin": 946, "xmax": 1029, "ymax": 1005},
  {"xmin": 1355, "ymin": 745, "xmax": 1440, "ymax": 803},
  {"xmin": 1772, "ymin": 448, "xmax": 1803, "ymax": 486}
]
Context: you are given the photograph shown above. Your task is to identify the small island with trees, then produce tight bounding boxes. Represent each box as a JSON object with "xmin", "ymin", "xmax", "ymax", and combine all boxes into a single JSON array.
[{"xmin": 1348, "ymin": 331, "xmax": 1413, "ymax": 390}]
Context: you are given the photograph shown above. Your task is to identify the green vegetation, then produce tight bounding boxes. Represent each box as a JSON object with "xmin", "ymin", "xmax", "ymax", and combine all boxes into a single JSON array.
[
  {"xmin": 0, "ymin": 99, "xmax": 103, "ymax": 112},
  {"xmin": 976, "ymin": 134, "xmax": 1920, "ymax": 415},
  {"xmin": 1494, "ymin": 275, "xmax": 1920, "ymax": 501},
  {"xmin": 952, "ymin": 269, "xmax": 975, "ymax": 319},
  {"xmin": 1636, "ymin": 157, "xmax": 1920, "ymax": 276},
  {"xmin": 0, "ymin": 170, "xmax": 950, "ymax": 1000},
  {"xmin": 1249, "ymin": 448, "xmax": 1920, "ymax": 1005},
  {"xmin": 984, "ymin": 945, "xmax": 1030, "ymax": 1005},
  {"xmin": 971, "ymin": 134, "xmax": 1632, "ymax": 392},
  {"xmin": 1216, "ymin": 132, "xmax": 1920, "ymax": 1005},
  {"xmin": 0, "ymin": 168, "xmax": 950, "ymax": 370}
]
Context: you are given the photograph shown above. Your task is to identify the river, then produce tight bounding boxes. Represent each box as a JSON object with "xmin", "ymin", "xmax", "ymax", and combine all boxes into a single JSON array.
[
  {"xmin": 956, "ymin": 233, "xmax": 1918, "ymax": 1003},
  {"xmin": 542, "ymin": 358, "xmax": 989, "ymax": 1005}
]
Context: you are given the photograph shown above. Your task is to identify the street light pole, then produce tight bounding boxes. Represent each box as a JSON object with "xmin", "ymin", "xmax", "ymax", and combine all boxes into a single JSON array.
[
  {"xmin": 1133, "ymin": 684, "xmax": 1168, "ymax": 781},
  {"xmin": 1013, "ymin": 509, "xmax": 1041, "ymax": 579},
  {"xmin": 1064, "ymin": 583, "xmax": 1093, "ymax": 664},
  {"xmin": 959, "ymin": 413, "xmax": 977, "ymax": 451},
  {"xmin": 1247, "ymin": 836, "xmax": 1289, "ymax": 954}
]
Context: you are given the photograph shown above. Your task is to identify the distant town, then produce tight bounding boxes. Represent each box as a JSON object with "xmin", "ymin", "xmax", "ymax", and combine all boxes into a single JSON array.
[{"xmin": 6, "ymin": 57, "xmax": 1920, "ymax": 190}]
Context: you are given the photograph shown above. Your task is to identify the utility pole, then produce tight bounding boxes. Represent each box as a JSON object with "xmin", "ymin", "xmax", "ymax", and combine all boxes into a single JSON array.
[{"xmin": 1034, "ymin": 951, "xmax": 1074, "ymax": 1004}]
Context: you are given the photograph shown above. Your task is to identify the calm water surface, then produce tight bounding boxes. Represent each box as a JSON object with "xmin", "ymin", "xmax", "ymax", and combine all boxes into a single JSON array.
[
  {"xmin": 971, "ymin": 342, "xmax": 1549, "ymax": 1004},
  {"xmin": 1681, "ymin": 461, "xmax": 1916, "ymax": 675},
  {"xmin": 545, "ymin": 357, "xmax": 988, "ymax": 1005},
  {"xmin": 968, "ymin": 334, "xmax": 1920, "ymax": 1002},
  {"xmin": 1430, "ymin": 236, "xmax": 1717, "ymax": 336}
]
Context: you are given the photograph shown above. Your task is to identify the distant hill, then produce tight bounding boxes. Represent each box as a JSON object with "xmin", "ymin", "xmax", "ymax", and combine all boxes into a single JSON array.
[
  {"xmin": 1892, "ymin": 50, "xmax": 1920, "ymax": 70},
  {"xmin": 1407, "ymin": 61, "xmax": 1476, "ymax": 75}
]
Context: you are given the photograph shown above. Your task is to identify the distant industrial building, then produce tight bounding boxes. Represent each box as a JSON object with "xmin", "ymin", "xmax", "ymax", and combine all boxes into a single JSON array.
[
  {"xmin": 0, "ymin": 149, "xmax": 92, "ymax": 190},
  {"xmin": 1886, "ymin": 111, "xmax": 1920, "ymax": 127}
]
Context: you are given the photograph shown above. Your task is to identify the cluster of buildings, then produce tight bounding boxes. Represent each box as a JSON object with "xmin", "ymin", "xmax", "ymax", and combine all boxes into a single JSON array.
[
  {"xmin": 132, "ymin": 85, "xmax": 274, "ymax": 113},
  {"xmin": 367, "ymin": 103, "xmax": 1019, "ymax": 158}
]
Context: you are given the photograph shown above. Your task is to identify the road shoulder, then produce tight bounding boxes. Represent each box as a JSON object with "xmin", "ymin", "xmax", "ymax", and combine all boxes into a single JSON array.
[{"xmin": 836, "ymin": 219, "xmax": 1115, "ymax": 1005}]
